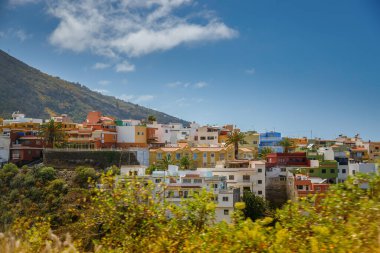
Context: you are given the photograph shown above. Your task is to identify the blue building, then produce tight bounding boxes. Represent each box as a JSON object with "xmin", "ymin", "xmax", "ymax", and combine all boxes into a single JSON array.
[{"xmin": 259, "ymin": 131, "xmax": 283, "ymax": 153}]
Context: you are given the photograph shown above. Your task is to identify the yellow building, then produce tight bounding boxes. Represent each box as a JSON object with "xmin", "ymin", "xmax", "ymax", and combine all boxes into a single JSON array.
[
  {"xmin": 241, "ymin": 131, "xmax": 260, "ymax": 149},
  {"xmin": 150, "ymin": 145, "xmax": 256, "ymax": 168}
]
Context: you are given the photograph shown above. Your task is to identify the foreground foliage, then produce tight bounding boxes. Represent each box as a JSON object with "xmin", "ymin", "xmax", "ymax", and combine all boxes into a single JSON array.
[{"xmin": 0, "ymin": 164, "xmax": 379, "ymax": 252}]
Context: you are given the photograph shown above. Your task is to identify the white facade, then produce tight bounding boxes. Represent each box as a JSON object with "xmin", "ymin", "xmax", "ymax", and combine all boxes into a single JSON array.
[
  {"xmin": 130, "ymin": 148, "xmax": 149, "ymax": 166},
  {"xmin": 151, "ymin": 165, "xmax": 240, "ymax": 223},
  {"xmin": 147, "ymin": 122, "xmax": 172, "ymax": 144},
  {"xmin": 0, "ymin": 134, "xmax": 10, "ymax": 165},
  {"xmin": 3, "ymin": 112, "xmax": 43, "ymax": 125},
  {"xmin": 117, "ymin": 126, "xmax": 136, "ymax": 143},
  {"xmin": 120, "ymin": 165, "xmax": 147, "ymax": 176},
  {"xmin": 195, "ymin": 126, "xmax": 219, "ymax": 146},
  {"xmin": 198, "ymin": 161, "xmax": 266, "ymax": 198},
  {"xmin": 349, "ymin": 163, "xmax": 377, "ymax": 176},
  {"xmin": 318, "ymin": 147, "xmax": 335, "ymax": 161}
]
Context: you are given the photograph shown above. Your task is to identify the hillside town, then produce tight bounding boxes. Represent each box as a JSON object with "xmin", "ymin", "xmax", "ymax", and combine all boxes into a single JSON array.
[{"xmin": 0, "ymin": 111, "xmax": 379, "ymax": 223}]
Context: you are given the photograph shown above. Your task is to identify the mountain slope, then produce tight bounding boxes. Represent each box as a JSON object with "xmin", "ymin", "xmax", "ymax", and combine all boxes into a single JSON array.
[{"xmin": 0, "ymin": 50, "xmax": 188, "ymax": 125}]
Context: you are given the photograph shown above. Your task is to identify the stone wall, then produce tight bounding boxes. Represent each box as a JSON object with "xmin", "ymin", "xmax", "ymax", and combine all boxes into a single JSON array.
[{"xmin": 43, "ymin": 149, "xmax": 139, "ymax": 169}]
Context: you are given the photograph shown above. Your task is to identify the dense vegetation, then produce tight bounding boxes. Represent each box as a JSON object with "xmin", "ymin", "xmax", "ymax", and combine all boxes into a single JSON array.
[
  {"xmin": 0, "ymin": 49, "xmax": 188, "ymax": 124},
  {"xmin": 0, "ymin": 163, "xmax": 379, "ymax": 252}
]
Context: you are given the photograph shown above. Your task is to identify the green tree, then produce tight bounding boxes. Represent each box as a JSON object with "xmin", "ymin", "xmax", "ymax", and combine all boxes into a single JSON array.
[
  {"xmin": 226, "ymin": 130, "xmax": 246, "ymax": 160},
  {"xmin": 147, "ymin": 115, "xmax": 157, "ymax": 123},
  {"xmin": 39, "ymin": 119, "xmax": 65, "ymax": 148},
  {"xmin": 279, "ymin": 137, "xmax": 292, "ymax": 153},
  {"xmin": 259, "ymin": 147, "xmax": 273, "ymax": 160},
  {"xmin": 73, "ymin": 167, "xmax": 98, "ymax": 188},
  {"xmin": 179, "ymin": 156, "xmax": 193, "ymax": 170},
  {"xmin": 242, "ymin": 191, "xmax": 271, "ymax": 221},
  {"xmin": 158, "ymin": 155, "xmax": 174, "ymax": 170}
]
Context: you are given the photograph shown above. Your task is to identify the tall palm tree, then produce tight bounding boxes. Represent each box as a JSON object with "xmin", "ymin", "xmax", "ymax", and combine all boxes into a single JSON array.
[
  {"xmin": 40, "ymin": 119, "xmax": 64, "ymax": 148},
  {"xmin": 158, "ymin": 155, "xmax": 174, "ymax": 171},
  {"xmin": 279, "ymin": 138, "xmax": 292, "ymax": 153},
  {"xmin": 259, "ymin": 147, "xmax": 273, "ymax": 160},
  {"xmin": 226, "ymin": 130, "xmax": 246, "ymax": 160}
]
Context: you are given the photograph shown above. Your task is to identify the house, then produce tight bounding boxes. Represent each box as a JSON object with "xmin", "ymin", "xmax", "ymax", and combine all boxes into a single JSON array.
[
  {"xmin": 9, "ymin": 129, "xmax": 43, "ymax": 166},
  {"xmin": 198, "ymin": 160, "xmax": 266, "ymax": 198},
  {"xmin": 0, "ymin": 133, "xmax": 10, "ymax": 166},
  {"xmin": 149, "ymin": 145, "xmax": 240, "ymax": 168},
  {"xmin": 259, "ymin": 131, "xmax": 283, "ymax": 153},
  {"xmin": 241, "ymin": 131, "xmax": 260, "ymax": 150},
  {"xmin": 364, "ymin": 141, "xmax": 380, "ymax": 162},
  {"xmin": 287, "ymin": 173, "xmax": 329, "ymax": 201},
  {"xmin": 151, "ymin": 165, "xmax": 240, "ymax": 223},
  {"xmin": 116, "ymin": 119, "xmax": 148, "ymax": 148}
]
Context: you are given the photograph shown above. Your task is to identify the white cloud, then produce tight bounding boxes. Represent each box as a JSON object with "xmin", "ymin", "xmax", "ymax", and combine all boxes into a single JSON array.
[
  {"xmin": 245, "ymin": 68, "xmax": 256, "ymax": 75},
  {"xmin": 0, "ymin": 28, "xmax": 31, "ymax": 42},
  {"xmin": 194, "ymin": 81, "xmax": 207, "ymax": 88},
  {"xmin": 98, "ymin": 80, "xmax": 110, "ymax": 86},
  {"xmin": 93, "ymin": 62, "xmax": 110, "ymax": 70},
  {"xmin": 45, "ymin": 0, "xmax": 237, "ymax": 58},
  {"xmin": 115, "ymin": 61, "xmax": 135, "ymax": 73},
  {"xmin": 166, "ymin": 81, "xmax": 208, "ymax": 89}
]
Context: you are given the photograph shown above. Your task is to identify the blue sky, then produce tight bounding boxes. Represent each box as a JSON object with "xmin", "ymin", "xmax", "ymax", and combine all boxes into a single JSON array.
[{"xmin": 1, "ymin": 0, "xmax": 380, "ymax": 140}]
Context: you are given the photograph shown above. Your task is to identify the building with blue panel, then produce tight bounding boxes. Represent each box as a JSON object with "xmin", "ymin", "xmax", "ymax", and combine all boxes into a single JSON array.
[{"xmin": 259, "ymin": 131, "xmax": 284, "ymax": 153}]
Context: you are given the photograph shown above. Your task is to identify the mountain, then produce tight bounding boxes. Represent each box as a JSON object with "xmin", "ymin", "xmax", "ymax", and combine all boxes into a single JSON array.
[{"xmin": 0, "ymin": 49, "xmax": 189, "ymax": 125}]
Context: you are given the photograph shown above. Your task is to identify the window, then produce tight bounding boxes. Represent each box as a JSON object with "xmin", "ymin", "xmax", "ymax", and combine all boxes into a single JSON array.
[
  {"xmin": 224, "ymin": 209, "xmax": 229, "ymax": 215},
  {"xmin": 297, "ymin": 185, "xmax": 303, "ymax": 190},
  {"xmin": 243, "ymin": 175, "xmax": 250, "ymax": 181},
  {"xmin": 183, "ymin": 179, "xmax": 191, "ymax": 183},
  {"xmin": 176, "ymin": 153, "xmax": 181, "ymax": 160},
  {"xmin": 253, "ymin": 141, "xmax": 257, "ymax": 144},
  {"xmin": 316, "ymin": 186, "xmax": 321, "ymax": 191},
  {"xmin": 157, "ymin": 153, "xmax": 162, "ymax": 160},
  {"xmin": 200, "ymin": 137, "xmax": 206, "ymax": 140},
  {"xmin": 322, "ymin": 169, "xmax": 326, "ymax": 174},
  {"xmin": 229, "ymin": 175, "xmax": 234, "ymax": 180},
  {"xmin": 258, "ymin": 180, "xmax": 263, "ymax": 184},
  {"xmin": 155, "ymin": 179, "xmax": 161, "ymax": 183},
  {"xmin": 281, "ymin": 168, "xmax": 286, "ymax": 172},
  {"xmin": 243, "ymin": 187, "xmax": 250, "ymax": 192},
  {"xmin": 222, "ymin": 196, "xmax": 229, "ymax": 201},
  {"xmin": 207, "ymin": 136, "xmax": 215, "ymax": 140},
  {"xmin": 342, "ymin": 169, "xmax": 346, "ymax": 174},
  {"xmin": 203, "ymin": 153, "xmax": 207, "ymax": 158},
  {"xmin": 137, "ymin": 132, "xmax": 140, "ymax": 135},
  {"xmin": 193, "ymin": 153, "xmax": 198, "ymax": 160},
  {"xmin": 258, "ymin": 168, "xmax": 262, "ymax": 173},
  {"xmin": 194, "ymin": 179, "xmax": 202, "ymax": 184},
  {"xmin": 220, "ymin": 154, "xmax": 225, "ymax": 160},
  {"xmin": 330, "ymin": 169, "xmax": 335, "ymax": 173},
  {"xmin": 310, "ymin": 169, "xmax": 314, "ymax": 173},
  {"xmin": 258, "ymin": 190, "xmax": 263, "ymax": 195},
  {"xmin": 352, "ymin": 170, "xmax": 356, "ymax": 175},
  {"xmin": 210, "ymin": 153, "xmax": 215, "ymax": 158},
  {"xmin": 165, "ymin": 130, "xmax": 168, "ymax": 133}
]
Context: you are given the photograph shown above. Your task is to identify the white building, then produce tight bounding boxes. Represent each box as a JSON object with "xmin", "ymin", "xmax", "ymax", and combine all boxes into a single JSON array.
[
  {"xmin": 198, "ymin": 160, "xmax": 266, "ymax": 198},
  {"xmin": 0, "ymin": 134, "xmax": 10, "ymax": 166},
  {"xmin": 2, "ymin": 112, "xmax": 43, "ymax": 125},
  {"xmin": 194, "ymin": 126, "xmax": 219, "ymax": 146},
  {"xmin": 152, "ymin": 165, "xmax": 240, "ymax": 223}
]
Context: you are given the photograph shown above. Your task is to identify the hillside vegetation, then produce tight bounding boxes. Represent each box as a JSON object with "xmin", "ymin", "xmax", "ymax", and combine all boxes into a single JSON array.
[
  {"xmin": 0, "ymin": 163, "xmax": 379, "ymax": 253},
  {"xmin": 0, "ymin": 50, "xmax": 188, "ymax": 124}
]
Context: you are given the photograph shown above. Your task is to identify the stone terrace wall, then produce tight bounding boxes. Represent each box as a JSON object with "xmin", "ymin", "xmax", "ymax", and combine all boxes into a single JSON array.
[{"xmin": 43, "ymin": 149, "xmax": 139, "ymax": 170}]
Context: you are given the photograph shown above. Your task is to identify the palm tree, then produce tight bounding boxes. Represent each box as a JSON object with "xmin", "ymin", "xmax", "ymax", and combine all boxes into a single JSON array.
[
  {"xmin": 40, "ymin": 119, "xmax": 64, "ymax": 148},
  {"xmin": 226, "ymin": 130, "xmax": 246, "ymax": 160},
  {"xmin": 179, "ymin": 156, "xmax": 193, "ymax": 170},
  {"xmin": 279, "ymin": 138, "xmax": 292, "ymax": 153},
  {"xmin": 158, "ymin": 155, "xmax": 174, "ymax": 170},
  {"xmin": 259, "ymin": 147, "xmax": 273, "ymax": 160}
]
